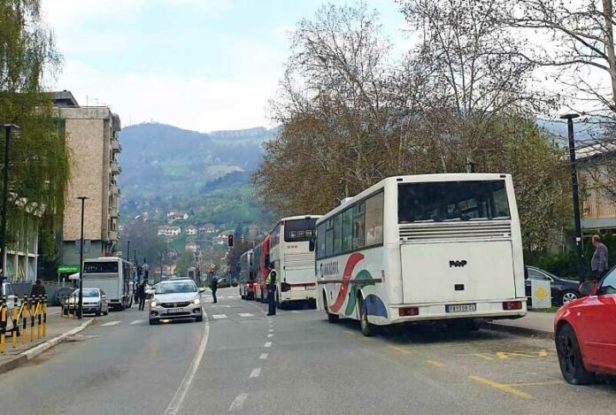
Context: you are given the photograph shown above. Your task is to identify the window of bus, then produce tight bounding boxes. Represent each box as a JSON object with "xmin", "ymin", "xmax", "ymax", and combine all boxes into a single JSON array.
[
  {"xmin": 333, "ymin": 214, "xmax": 342, "ymax": 254},
  {"xmin": 271, "ymin": 223, "xmax": 281, "ymax": 247},
  {"xmin": 353, "ymin": 202, "xmax": 366, "ymax": 249},
  {"xmin": 284, "ymin": 218, "xmax": 317, "ymax": 242},
  {"xmin": 317, "ymin": 222, "xmax": 327, "ymax": 259},
  {"xmin": 325, "ymin": 219, "xmax": 334, "ymax": 257},
  {"xmin": 341, "ymin": 208, "xmax": 353, "ymax": 252},
  {"xmin": 83, "ymin": 261, "xmax": 119, "ymax": 273},
  {"xmin": 398, "ymin": 180, "xmax": 511, "ymax": 223},
  {"xmin": 365, "ymin": 192, "xmax": 384, "ymax": 245}
]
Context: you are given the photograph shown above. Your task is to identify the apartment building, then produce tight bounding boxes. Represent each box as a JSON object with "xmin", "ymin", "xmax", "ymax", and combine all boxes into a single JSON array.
[{"xmin": 54, "ymin": 91, "xmax": 122, "ymax": 266}]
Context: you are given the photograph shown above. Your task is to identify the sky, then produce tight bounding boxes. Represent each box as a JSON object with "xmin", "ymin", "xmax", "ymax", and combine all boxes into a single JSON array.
[{"xmin": 41, "ymin": 0, "xmax": 407, "ymax": 132}]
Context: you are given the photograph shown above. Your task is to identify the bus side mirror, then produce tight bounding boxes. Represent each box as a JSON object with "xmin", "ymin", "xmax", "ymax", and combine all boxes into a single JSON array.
[{"xmin": 309, "ymin": 237, "xmax": 315, "ymax": 252}]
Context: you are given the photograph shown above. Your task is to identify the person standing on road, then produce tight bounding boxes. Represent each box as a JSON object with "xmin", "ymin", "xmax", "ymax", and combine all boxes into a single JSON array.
[
  {"xmin": 210, "ymin": 272, "xmax": 219, "ymax": 304},
  {"xmin": 591, "ymin": 235, "xmax": 609, "ymax": 280},
  {"xmin": 30, "ymin": 279, "xmax": 46, "ymax": 297},
  {"xmin": 136, "ymin": 282, "xmax": 146, "ymax": 311},
  {"xmin": 266, "ymin": 265, "xmax": 277, "ymax": 316}
]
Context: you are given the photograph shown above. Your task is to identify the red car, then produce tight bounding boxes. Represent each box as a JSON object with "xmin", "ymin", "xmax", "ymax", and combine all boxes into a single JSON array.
[{"xmin": 554, "ymin": 268, "xmax": 616, "ymax": 384}]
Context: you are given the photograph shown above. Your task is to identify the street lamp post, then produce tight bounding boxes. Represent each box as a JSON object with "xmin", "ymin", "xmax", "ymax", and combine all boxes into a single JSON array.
[
  {"xmin": 560, "ymin": 113, "xmax": 585, "ymax": 281},
  {"xmin": 77, "ymin": 196, "xmax": 89, "ymax": 320},
  {"xmin": 0, "ymin": 125, "xmax": 19, "ymax": 284}
]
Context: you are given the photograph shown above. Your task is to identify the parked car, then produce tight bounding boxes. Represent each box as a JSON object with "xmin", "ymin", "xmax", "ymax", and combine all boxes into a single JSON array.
[
  {"xmin": 525, "ymin": 266, "xmax": 581, "ymax": 306},
  {"xmin": 554, "ymin": 268, "xmax": 616, "ymax": 384},
  {"xmin": 63, "ymin": 288, "xmax": 109, "ymax": 316},
  {"xmin": 149, "ymin": 279, "xmax": 204, "ymax": 325}
]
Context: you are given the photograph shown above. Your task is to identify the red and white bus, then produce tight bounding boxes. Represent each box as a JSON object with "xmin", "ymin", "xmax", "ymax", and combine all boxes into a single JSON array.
[
  {"xmin": 252, "ymin": 235, "xmax": 271, "ymax": 302},
  {"xmin": 238, "ymin": 249, "xmax": 255, "ymax": 300},
  {"xmin": 269, "ymin": 215, "xmax": 321, "ymax": 307}
]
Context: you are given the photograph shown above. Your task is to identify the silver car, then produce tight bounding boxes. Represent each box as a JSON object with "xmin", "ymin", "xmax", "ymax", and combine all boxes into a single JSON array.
[
  {"xmin": 64, "ymin": 288, "xmax": 109, "ymax": 316},
  {"xmin": 149, "ymin": 279, "xmax": 204, "ymax": 325}
]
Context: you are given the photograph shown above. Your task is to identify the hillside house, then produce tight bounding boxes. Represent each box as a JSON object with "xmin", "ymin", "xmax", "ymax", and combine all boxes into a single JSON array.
[
  {"xmin": 167, "ymin": 211, "xmax": 188, "ymax": 223},
  {"xmin": 186, "ymin": 225, "xmax": 198, "ymax": 236},
  {"xmin": 158, "ymin": 225, "xmax": 181, "ymax": 237},
  {"xmin": 199, "ymin": 224, "xmax": 218, "ymax": 234},
  {"xmin": 185, "ymin": 240, "xmax": 200, "ymax": 253}
]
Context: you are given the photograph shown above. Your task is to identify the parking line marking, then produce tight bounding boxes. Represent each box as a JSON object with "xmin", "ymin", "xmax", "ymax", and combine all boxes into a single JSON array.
[
  {"xmin": 469, "ymin": 376, "xmax": 532, "ymax": 400},
  {"xmin": 260, "ymin": 353, "xmax": 268, "ymax": 360},
  {"xmin": 228, "ymin": 393, "xmax": 248, "ymax": 412},
  {"xmin": 426, "ymin": 360, "xmax": 445, "ymax": 368},
  {"xmin": 387, "ymin": 345, "xmax": 412, "ymax": 355},
  {"xmin": 264, "ymin": 342, "xmax": 272, "ymax": 348},
  {"xmin": 249, "ymin": 368, "xmax": 261, "ymax": 378},
  {"xmin": 101, "ymin": 321, "xmax": 121, "ymax": 327},
  {"xmin": 343, "ymin": 331, "xmax": 356, "ymax": 336},
  {"xmin": 238, "ymin": 313, "xmax": 254, "ymax": 317},
  {"xmin": 212, "ymin": 314, "xmax": 227, "ymax": 319},
  {"xmin": 505, "ymin": 381, "xmax": 565, "ymax": 387},
  {"xmin": 130, "ymin": 320, "xmax": 144, "ymax": 325}
]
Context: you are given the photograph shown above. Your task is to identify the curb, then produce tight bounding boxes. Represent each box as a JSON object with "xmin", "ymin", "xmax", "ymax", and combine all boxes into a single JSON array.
[
  {"xmin": 484, "ymin": 322, "xmax": 555, "ymax": 340},
  {"xmin": 0, "ymin": 319, "xmax": 94, "ymax": 375}
]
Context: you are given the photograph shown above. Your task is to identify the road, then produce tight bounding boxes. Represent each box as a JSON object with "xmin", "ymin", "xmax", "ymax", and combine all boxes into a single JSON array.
[{"xmin": 0, "ymin": 287, "xmax": 614, "ymax": 415}]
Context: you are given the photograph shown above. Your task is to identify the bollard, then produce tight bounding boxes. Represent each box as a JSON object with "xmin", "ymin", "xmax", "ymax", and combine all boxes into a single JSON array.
[
  {"xmin": 29, "ymin": 297, "xmax": 35, "ymax": 342},
  {"xmin": 12, "ymin": 301, "xmax": 20, "ymax": 349},
  {"xmin": 42, "ymin": 295, "xmax": 47, "ymax": 337},
  {"xmin": 21, "ymin": 297, "xmax": 28, "ymax": 345},
  {"xmin": 36, "ymin": 296, "xmax": 42, "ymax": 340},
  {"xmin": 0, "ymin": 298, "xmax": 6, "ymax": 354}
]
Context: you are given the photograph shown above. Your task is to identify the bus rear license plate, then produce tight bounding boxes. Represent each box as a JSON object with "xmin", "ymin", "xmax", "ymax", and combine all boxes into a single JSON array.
[{"xmin": 446, "ymin": 304, "xmax": 476, "ymax": 313}]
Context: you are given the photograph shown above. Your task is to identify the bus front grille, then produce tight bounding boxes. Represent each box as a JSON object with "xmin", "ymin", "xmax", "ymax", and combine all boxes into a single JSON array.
[{"xmin": 399, "ymin": 222, "xmax": 512, "ymax": 241}]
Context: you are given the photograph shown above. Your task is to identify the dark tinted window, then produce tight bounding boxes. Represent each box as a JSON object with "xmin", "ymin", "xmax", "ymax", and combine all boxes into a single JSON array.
[
  {"xmin": 398, "ymin": 180, "xmax": 510, "ymax": 223},
  {"xmin": 83, "ymin": 261, "xmax": 119, "ymax": 273},
  {"xmin": 600, "ymin": 269, "xmax": 616, "ymax": 295},
  {"xmin": 284, "ymin": 218, "xmax": 317, "ymax": 242}
]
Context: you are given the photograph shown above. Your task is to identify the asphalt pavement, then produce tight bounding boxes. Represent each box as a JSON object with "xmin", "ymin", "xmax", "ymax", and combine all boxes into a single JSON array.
[{"xmin": 0, "ymin": 287, "xmax": 613, "ymax": 415}]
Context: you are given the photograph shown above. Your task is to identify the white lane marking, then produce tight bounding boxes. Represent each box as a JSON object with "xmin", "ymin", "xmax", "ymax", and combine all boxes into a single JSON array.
[
  {"xmin": 260, "ymin": 353, "xmax": 268, "ymax": 360},
  {"xmin": 238, "ymin": 313, "xmax": 254, "ymax": 317},
  {"xmin": 268, "ymin": 328, "xmax": 274, "ymax": 333},
  {"xmin": 267, "ymin": 334, "xmax": 273, "ymax": 338},
  {"xmin": 264, "ymin": 342, "xmax": 272, "ymax": 348},
  {"xmin": 101, "ymin": 321, "xmax": 121, "ymax": 327},
  {"xmin": 163, "ymin": 311, "xmax": 210, "ymax": 415},
  {"xmin": 212, "ymin": 314, "xmax": 227, "ymax": 319},
  {"xmin": 249, "ymin": 368, "xmax": 261, "ymax": 378},
  {"xmin": 130, "ymin": 320, "xmax": 144, "ymax": 325},
  {"xmin": 291, "ymin": 310, "xmax": 300, "ymax": 313},
  {"xmin": 228, "ymin": 393, "xmax": 248, "ymax": 412}
]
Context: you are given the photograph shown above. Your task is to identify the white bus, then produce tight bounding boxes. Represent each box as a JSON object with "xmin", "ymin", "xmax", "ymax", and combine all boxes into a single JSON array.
[
  {"xmin": 270, "ymin": 215, "xmax": 321, "ymax": 307},
  {"xmin": 238, "ymin": 249, "xmax": 255, "ymax": 300},
  {"xmin": 316, "ymin": 174, "xmax": 527, "ymax": 336},
  {"xmin": 82, "ymin": 257, "xmax": 134, "ymax": 310}
]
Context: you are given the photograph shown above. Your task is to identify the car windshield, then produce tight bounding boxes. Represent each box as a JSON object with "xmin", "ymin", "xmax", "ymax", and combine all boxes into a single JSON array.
[
  {"xmin": 82, "ymin": 288, "xmax": 99, "ymax": 297},
  {"xmin": 156, "ymin": 281, "xmax": 197, "ymax": 294}
]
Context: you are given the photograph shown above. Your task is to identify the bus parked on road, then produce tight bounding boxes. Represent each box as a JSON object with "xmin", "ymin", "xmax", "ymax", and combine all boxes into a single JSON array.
[
  {"xmin": 238, "ymin": 249, "xmax": 255, "ymax": 300},
  {"xmin": 252, "ymin": 235, "xmax": 271, "ymax": 302},
  {"xmin": 316, "ymin": 174, "xmax": 527, "ymax": 336},
  {"xmin": 269, "ymin": 215, "xmax": 321, "ymax": 308},
  {"xmin": 82, "ymin": 257, "xmax": 134, "ymax": 310}
]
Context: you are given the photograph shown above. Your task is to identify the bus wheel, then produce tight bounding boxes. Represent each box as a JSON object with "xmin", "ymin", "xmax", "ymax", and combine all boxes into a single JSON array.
[
  {"xmin": 359, "ymin": 297, "xmax": 374, "ymax": 337},
  {"xmin": 323, "ymin": 292, "xmax": 339, "ymax": 323}
]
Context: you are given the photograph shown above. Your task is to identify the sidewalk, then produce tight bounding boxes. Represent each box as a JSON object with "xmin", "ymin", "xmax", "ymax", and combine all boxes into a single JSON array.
[
  {"xmin": 485, "ymin": 311, "xmax": 556, "ymax": 339},
  {"xmin": 0, "ymin": 307, "xmax": 93, "ymax": 374}
]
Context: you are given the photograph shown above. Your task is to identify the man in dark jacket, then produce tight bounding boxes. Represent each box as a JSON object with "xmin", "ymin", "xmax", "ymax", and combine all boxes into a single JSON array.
[
  {"xmin": 210, "ymin": 273, "xmax": 219, "ymax": 303},
  {"xmin": 30, "ymin": 279, "xmax": 46, "ymax": 297},
  {"xmin": 266, "ymin": 266, "xmax": 277, "ymax": 316},
  {"xmin": 591, "ymin": 235, "xmax": 609, "ymax": 280},
  {"xmin": 136, "ymin": 282, "xmax": 146, "ymax": 311}
]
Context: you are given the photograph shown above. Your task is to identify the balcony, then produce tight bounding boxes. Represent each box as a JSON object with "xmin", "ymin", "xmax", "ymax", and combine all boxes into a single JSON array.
[
  {"xmin": 110, "ymin": 160, "xmax": 121, "ymax": 175},
  {"xmin": 111, "ymin": 139, "xmax": 122, "ymax": 153},
  {"xmin": 108, "ymin": 230, "xmax": 118, "ymax": 241},
  {"xmin": 110, "ymin": 204, "xmax": 119, "ymax": 218}
]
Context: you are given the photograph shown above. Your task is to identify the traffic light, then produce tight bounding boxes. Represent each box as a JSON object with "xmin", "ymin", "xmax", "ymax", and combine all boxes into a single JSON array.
[{"xmin": 228, "ymin": 234, "xmax": 234, "ymax": 247}]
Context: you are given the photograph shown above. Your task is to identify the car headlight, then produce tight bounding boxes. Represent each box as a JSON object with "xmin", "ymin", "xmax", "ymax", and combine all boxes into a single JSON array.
[
  {"xmin": 193, "ymin": 298, "xmax": 200, "ymax": 305},
  {"xmin": 151, "ymin": 300, "xmax": 158, "ymax": 307}
]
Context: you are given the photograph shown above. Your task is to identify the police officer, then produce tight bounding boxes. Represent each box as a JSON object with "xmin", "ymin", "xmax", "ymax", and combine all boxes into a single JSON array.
[{"xmin": 266, "ymin": 265, "xmax": 277, "ymax": 316}]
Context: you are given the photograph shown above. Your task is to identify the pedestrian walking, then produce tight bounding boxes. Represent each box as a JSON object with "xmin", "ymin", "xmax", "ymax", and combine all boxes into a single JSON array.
[
  {"xmin": 210, "ymin": 273, "xmax": 219, "ymax": 303},
  {"xmin": 30, "ymin": 279, "xmax": 46, "ymax": 297},
  {"xmin": 266, "ymin": 265, "xmax": 277, "ymax": 316},
  {"xmin": 137, "ymin": 282, "xmax": 146, "ymax": 311},
  {"xmin": 591, "ymin": 234, "xmax": 609, "ymax": 280}
]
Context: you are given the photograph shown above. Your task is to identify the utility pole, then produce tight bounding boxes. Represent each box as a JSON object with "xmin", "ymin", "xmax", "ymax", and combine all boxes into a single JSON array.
[
  {"xmin": 77, "ymin": 196, "xmax": 89, "ymax": 320},
  {"xmin": 560, "ymin": 113, "xmax": 585, "ymax": 281}
]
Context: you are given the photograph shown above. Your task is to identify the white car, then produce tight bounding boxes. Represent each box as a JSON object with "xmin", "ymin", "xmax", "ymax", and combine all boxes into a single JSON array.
[
  {"xmin": 64, "ymin": 288, "xmax": 109, "ymax": 316},
  {"xmin": 149, "ymin": 279, "xmax": 204, "ymax": 325}
]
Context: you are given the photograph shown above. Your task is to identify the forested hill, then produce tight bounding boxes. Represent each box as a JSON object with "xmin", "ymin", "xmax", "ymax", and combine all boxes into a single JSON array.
[{"xmin": 118, "ymin": 123, "xmax": 276, "ymax": 227}]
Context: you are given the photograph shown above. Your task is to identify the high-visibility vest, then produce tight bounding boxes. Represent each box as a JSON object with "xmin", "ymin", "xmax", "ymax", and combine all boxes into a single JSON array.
[{"xmin": 266, "ymin": 270, "xmax": 277, "ymax": 285}]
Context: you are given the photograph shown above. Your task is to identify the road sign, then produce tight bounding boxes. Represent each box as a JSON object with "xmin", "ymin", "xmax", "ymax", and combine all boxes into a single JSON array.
[{"xmin": 58, "ymin": 264, "xmax": 80, "ymax": 274}]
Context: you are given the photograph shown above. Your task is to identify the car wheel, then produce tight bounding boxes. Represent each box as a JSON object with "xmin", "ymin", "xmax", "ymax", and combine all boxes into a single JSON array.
[
  {"xmin": 556, "ymin": 323, "xmax": 594, "ymax": 385},
  {"xmin": 359, "ymin": 297, "xmax": 374, "ymax": 337},
  {"xmin": 95, "ymin": 307, "xmax": 101, "ymax": 317},
  {"xmin": 560, "ymin": 290, "xmax": 579, "ymax": 305}
]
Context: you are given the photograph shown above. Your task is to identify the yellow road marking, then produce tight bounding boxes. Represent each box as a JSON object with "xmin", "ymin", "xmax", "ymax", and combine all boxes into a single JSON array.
[
  {"xmin": 496, "ymin": 350, "xmax": 548, "ymax": 360},
  {"xmin": 343, "ymin": 331, "xmax": 356, "ymax": 336},
  {"xmin": 469, "ymin": 376, "xmax": 532, "ymax": 400},
  {"xmin": 426, "ymin": 360, "xmax": 445, "ymax": 368},
  {"xmin": 387, "ymin": 345, "xmax": 412, "ymax": 355}
]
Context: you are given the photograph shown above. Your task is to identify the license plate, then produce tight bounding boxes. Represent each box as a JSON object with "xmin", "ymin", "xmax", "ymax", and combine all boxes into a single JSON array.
[
  {"xmin": 167, "ymin": 308, "xmax": 183, "ymax": 313},
  {"xmin": 446, "ymin": 303, "xmax": 476, "ymax": 313}
]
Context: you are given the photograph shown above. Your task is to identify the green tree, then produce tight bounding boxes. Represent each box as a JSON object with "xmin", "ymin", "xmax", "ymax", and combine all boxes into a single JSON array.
[
  {"xmin": 120, "ymin": 220, "xmax": 167, "ymax": 266},
  {"xmin": 175, "ymin": 252, "xmax": 194, "ymax": 279}
]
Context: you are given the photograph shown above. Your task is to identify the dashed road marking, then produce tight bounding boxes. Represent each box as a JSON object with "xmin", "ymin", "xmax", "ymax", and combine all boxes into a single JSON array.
[
  {"xmin": 264, "ymin": 342, "xmax": 272, "ymax": 348},
  {"xmin": 212, "ymin": 314, "xmax": 227, "ymax": 319},
  {"xmin": 130, "ymin": 320, "xmax": 144, "ymax": 325},
  {"xmin": 469, "ymin": 375, "xmax": 533, "ymax": 400},
  {"xmin": 249, "ymin": 368, "xmax": 261, "ymax": 378},
  {"xmin": 228, "ymin": 393, "xmax": 248, "ymax": 412},
  {"xmin": 426, "ymin": 360, "xmax": 445, "ymax": 368},
  {"xmin": 387, "ymin": 345, "xmax": 412, "ymax": 355},
  {"xmin": 268, "ymin": 328, "xmax": 274, "ymax": 333},
  {"xmin": 343, "ymin": 331, "xmax": 356, "ymax": 336},
  {"xmin": 260, "ymin": 353, "xmax": 268, "ymax": 360},
  {"xmin": 267, "ymin": 334, "xmax": 273, "ymax": 338},
  {"xmin": 101, "ymin": 321, "xmax": 121, "ymax": 327},
  {"xmin": 238, "ymin": 313, "xmax": 254, "ymax": 317}
]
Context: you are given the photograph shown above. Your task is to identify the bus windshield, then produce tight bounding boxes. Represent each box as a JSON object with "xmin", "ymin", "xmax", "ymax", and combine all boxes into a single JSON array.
[
  {"xmin": 398, "ymin": 180, "xmax": 510, "ymax": 223},
  {"xmin": 83, "ymin": 261, "xmax": 119, "ymax": 273},
  {"xmin": 284, "ymin": 218, "xmax": 316, "ymax": 242}
]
